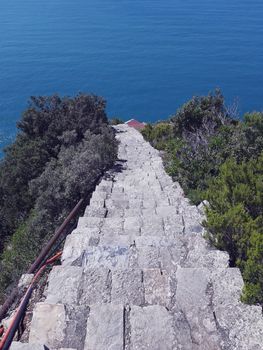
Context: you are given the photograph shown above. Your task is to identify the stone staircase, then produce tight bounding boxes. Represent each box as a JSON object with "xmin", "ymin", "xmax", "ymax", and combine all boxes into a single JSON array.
[{"xmin": 11, "ymin": 124, "xmax": 263, "ymax": 350}]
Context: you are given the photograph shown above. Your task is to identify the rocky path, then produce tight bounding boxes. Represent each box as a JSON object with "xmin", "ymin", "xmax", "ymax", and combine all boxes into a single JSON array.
[{"xmin": 12, "ymin": 125, "xmax": 263, "ymax": 350}]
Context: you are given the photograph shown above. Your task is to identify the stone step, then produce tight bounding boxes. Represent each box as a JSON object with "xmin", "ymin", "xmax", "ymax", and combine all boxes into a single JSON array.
[
  {"xmin": 29, "ymin": 303, "xmax": 89, "ymax": 350},
  {"xmin": 182, "ymin": 235, "xmax": 229, "ymax": 269},
  {"xmin": 77, "ymin": 216, "xmax": 104, "ymax": 229},
  {"xmin": 45, "ymin": 266, "xmax": 173, "ymax": 308},
  {"xmin": 129, "ymin": 305, "xmax": 176, "ymax": 350},
  {"xmin": 175, "ymin": 267, "xmax": 263, "ymax": 349},
  {"xmin": 83, "ymin": 207, "xmax": 107, "ymax": 218},
  {"xmin": 10, "ymin": 343, "xmax": 76, "ymax": 350},
  {"xmin": 62, "ymin": 231, "xmax": 187, "ymax": 266},
  {"xmin": 84, "ymin": 304, "xmax": 124, "ymax": 350},
  {"xmin": 84, "ymin": 304, "xmax": 177, "ymax": 350},
  {"xmin": 62, "ymin": 232, "xmax": 100, "ymax": 265},
  {"xmin": 79, "ymin": 211, "xmax": 186, "ymax": 235},
  {"xmin": 10, "ymin": 343, "xmax": 46, "ymax": 350},
  {"xmin": 78, "ymin": 244, "xmax": 185, "ymax": 271},
  {"xmin": 105, "ymin": 198, "xmax": 129, "ymax": 210}
]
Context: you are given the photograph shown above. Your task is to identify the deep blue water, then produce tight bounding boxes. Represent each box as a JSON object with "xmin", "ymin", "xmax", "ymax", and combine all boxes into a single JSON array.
[{"xmin": 0, "ymin": 0, "xmax": 263, "ymax": 152}]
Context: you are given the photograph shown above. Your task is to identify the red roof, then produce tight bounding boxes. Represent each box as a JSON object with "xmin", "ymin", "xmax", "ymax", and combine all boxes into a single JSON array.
[{"xmin": 125, "ymin": 119, "xmax": 145, "ymax": 130}]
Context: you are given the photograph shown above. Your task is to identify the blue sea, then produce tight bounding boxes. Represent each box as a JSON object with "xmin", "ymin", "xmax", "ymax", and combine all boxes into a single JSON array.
[{"xmin": 0, "ymin": 0, "xmax": 263, "ymax": 152}]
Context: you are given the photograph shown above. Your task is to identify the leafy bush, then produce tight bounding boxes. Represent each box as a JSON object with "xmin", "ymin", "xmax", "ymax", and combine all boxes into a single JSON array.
[
  {"xmin": 142, "ymin": 123, "xmax": 173, "ymax": 150},
  {"xmin": 0, "ymin": 94, "xmax": 109, "ymax": 247},
  {"xmin": 110, "ymin": 117, "xmax": 124, "ymax": 125},
  {"xmin": 205, "ymin": 155, "xmax": 263, "ymax": 304},
  {"xmin": 142, "ymin": 91, "xmax": 263, "ymax": 304},
  {"xmin": 0, "ymin": 94, "xmax": 118, "ymax": 300}
]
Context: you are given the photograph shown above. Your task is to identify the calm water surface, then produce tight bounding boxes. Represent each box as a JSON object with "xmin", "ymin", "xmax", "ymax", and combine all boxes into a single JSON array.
[{"xmin": 0, "ymin": 0, "xmax": 263, "ymax": 151}]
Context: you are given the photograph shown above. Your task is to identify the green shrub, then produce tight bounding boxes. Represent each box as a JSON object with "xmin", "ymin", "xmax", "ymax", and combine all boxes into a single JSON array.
[
  {"xmin": 0, "ymin": 94, "xmax": 109, "ymax": 248},
  {"xmin": 142, "ymin": 123, "xmax": 173, "ymax": 150},
  {"xmin": 205, "ymin": 155, "xmax": 263, "ymax": 304},
  {"xmin": 141, "ymin": 92, "xmax": 263, "ymax": 305},
  {"xmin": 0, "ymin": 94, "xmax": 118, "ymax": 300},
  {"xmin": 110, "ymin": 117, "xmax": 124, "ymax": 125}
]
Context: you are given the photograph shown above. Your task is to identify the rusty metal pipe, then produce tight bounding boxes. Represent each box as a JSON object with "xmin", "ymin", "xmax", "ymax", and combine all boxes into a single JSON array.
[
  {"xmin": 27, "ymin": 198, "xmax": 84, "ymax": 273},
  {"xmin": 0, "ymin": 198, "xmax": 84, "ymax": 322}
]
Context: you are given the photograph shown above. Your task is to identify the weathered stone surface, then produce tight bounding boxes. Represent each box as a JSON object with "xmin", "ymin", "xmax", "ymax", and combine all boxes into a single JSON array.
[
  {"xmin": 106, "ymin": 207, "xmax": 124, "ymax": 218},
  {"xmin": 84, "ymin": 207, "xmax": 106, "ymax": 218},
  {"xmin": 136, "ymin": 246, "xmax": 160, "ymax": 269},
  {"xmin": 176, "ymin": 267, "xmax": 210, "ymax": 309},
  {"xmin": 176, "ymin": 267, "xmax": 222, "ymax": 349},
  {"xmin": 159, "ymin": 246, "xmax": 183, "ymax": 271},
  {"xmin": 155, "ymin": 205, "xmax": 178, "ymax": 217},
  {"xmin": 18, "ymin": 273, "xmax": 34, "ymax": 289},
  {"xmin": 10, "ymin": 343, "xmax": 45, "ymax": 350},
  {"xmin": 134, "ymin": 235, "xmax": 178, "ymax": 248},
  {"xmin": 111, "ymin": 268, "xmax": 144, "ymax": 305},
  {"xmin": 105, "ymin": 198, "xmax": 129, "ymax": 209},
  {"xmin": 99, "ymin": 233, "xmax": 135, "ymax": 246},
  {"xmin": 144, "ymin": 269, "xmax": 171, "ymax": 307},
  {"xmin": 183, "ymin": 235, "xmax": 229, "ymax": 269},
  {"xmin": 130, "ymin": 305, "xmax": 175, "ymax": 349},
  {"xmin": 140, "ymin": 216, "xmax": 164, "ymax": 236},
  {"xmin": 81, "ymin": 245, "xmax": 133, "ymax": 269},
  {"xmin": 77, "ymin": 216, "xmax": 103, "ymax": 229},
  {"xmin": 124, "ymin": 216, "xmax": 142, "ymax": 235},
  {"xmin": 62, "ymin": 233, "xmax": 100, "ymax": 265},
  {"xmin": 45, "ymin": 266, "xmax": 83, "ymax": 305},
  {"xmin": 29, "ymin": 303, "xmax": 66, "ymax": 348},
  {"xmin": 85, "ymin": 304, "xmax": 124, "ymax": 350},
  {"xmin": 80, "ymin": 268, "xmax": 111, "ymax": 304}
]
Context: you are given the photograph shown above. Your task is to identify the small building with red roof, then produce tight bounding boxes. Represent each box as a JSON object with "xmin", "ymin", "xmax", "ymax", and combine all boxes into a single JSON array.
[{"xmin": 125, "ymin": 119, "xmax": 146, "ymax": 130}]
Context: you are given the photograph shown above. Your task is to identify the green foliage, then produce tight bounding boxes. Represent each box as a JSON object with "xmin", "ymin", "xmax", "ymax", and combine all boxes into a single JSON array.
[
  {"xmin": 0, "ymin": 94, "xmax": 117, "ymax": 300},
  {"xmin": 205, "ymin": 156, "xmax": 263, "ymax": 304},
  {"xmin": 110, "ymin": 117, "xmax": 124, "ymax": 125},
  {"xmin": 142, "ymin": 91, "xmax": 263, "ymax": 305},
  {"xmin": 170, "ymin": 89, "xmax": 235, "ymax": 142},
  {"xmin": 0, "ymin": 215, "xmax": 38, "ymax": 294},
  {"xmin": 141, "ymin": 122, "xmax": 173, "ymax": 150}
]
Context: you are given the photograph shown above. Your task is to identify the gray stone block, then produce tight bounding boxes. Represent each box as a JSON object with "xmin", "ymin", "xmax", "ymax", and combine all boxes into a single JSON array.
[
  {"xmin": 62, "ymin": 233, "xmax": 100, "ymax": 265},
  {"xmin": 142, "ymin": 235, "xmax": 178, "ymax": 247},
  {"xmin": 155, "ymin": 205, "xmax": 178, "ymax": 217},
  {"xmin": 175, "ymin": 267, "xmax": 222, "ymax": 349},
  {"xmin": 102, "ymin": 217, "xmax": 124, "ymax": 231},
  {"xmin": 29, "ymin": 303, "xmax": 66, "ymax": 348},
  {"xmin": 124, "ymin": 208, "xmax": 142, "ymax": 217},
  {"xmin": 77, "ymin": 217, "xmax": 103, "ymax": 229},
  {"xmin": 85, "ymin": 304, "xmax": 124, "ymax": 350},
  {"xmin": 130, "ymin": 305, "xmax": 175, "ymax": 350},
  {"xmin": 106, "ymin": 208, "xmax": 124, "ymax": 218},
  {"xmin": 80, "ymin": 268, "xmax": 111, "ymax": 304},
  {"xmin": 183, "ymin": 235, "xmax": 229, "ymax": 269},
  {"xmin": 159, "ymin": 246, "xmax": 183, "ymax": 271},
  {"xmin": 10, "ymin": 343, "xmax": 45, "ymax": 350},
  {"xmin": 144, "ymin": 269, "xmax": 171, "ymax": 307},
  {"xmin": 105, "ymin": 198, "xmax": 129, "ymax": 209},
  {"xmin": 111, "ymin": 269, "xmax": 144, "ymax": 305},
  {"xmin": 99, "ymin": 234, "xmax": 135, "ymax": 246},
  {"xmin": 141, "ymin": 217, "xmax": 164, "ymax": 236},
  {"xmin": 124, "ymin": 216, "xmax": 142, "ymax": 235},
  {"xmin": 137, "ymin": 246, "xmax": 160, "ymax": 269},
  {"xmin": 84, "ymin": 207, "xmax": 106, "ymax": 218},
  {"xmin": 81, "ymin": 245, "xmax": 133, "ymax": 269},
  {"xmin": 45, "ymin": 266, "xmax": 83, "ymax": 305}
]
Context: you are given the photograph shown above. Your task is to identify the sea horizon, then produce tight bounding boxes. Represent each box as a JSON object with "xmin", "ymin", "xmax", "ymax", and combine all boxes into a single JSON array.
[{"xmin": 1, "ymin": 0, "xmax": 263, "ymax": 153}]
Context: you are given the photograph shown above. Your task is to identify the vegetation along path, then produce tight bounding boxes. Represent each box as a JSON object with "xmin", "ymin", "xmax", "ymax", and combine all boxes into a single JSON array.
[{"xmin": 12, "ymin": 124, "xmax": 263, "ymax": 350}]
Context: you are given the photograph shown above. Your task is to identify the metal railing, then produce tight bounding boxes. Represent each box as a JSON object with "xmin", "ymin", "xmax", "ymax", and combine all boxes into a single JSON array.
[{"xmin": 0, "ymin": 198, "xmax": 85, "ymax": 349}]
